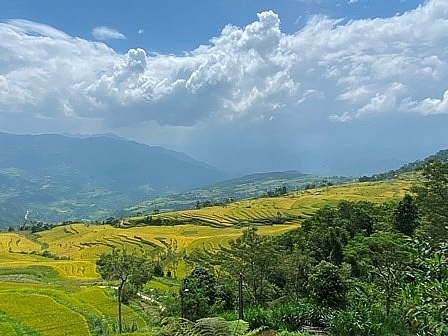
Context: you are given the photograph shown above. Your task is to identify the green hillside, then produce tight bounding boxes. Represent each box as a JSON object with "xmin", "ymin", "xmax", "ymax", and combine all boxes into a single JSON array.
[
  {"xmin": 0, "ymin": 173, "xmax": 415, "ymax": 335},
  {"xmin": 124, "ymin": 171, "xmax": 350, "ymax": 216},
  {"xmin": 127, "ymin": 174, "xmax": 411, "ymax": 228},
  {"xmin": 0, "ymin": 133, "xmax": 225, "ymax": 228}
]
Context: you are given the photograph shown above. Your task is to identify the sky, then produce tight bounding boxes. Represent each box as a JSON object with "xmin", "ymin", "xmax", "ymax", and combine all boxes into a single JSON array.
[{"xmin": 0, "ymin": 0, "xmax": 447, "ymax": 176}]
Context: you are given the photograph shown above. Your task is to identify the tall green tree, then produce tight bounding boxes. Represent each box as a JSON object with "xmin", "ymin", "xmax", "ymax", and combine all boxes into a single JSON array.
[
  {"xmin": 412, "ymin": 160, "xmax": 448, "ymax": 241},
  {"xmin": 300, "ymin": 201, "xmax": 376, "ymax": 265},
  {"xmin": 308, "ymin": 260, "xmax": 347, "ymax": 309},
  {"xmin": 180, "ymin": 267, "xmax": 232, "ymax": 321},
  {"xmin": 218, "ymin": 227, "xmax": 279, "ymax": 306},
  {"xmin": 96, "ymin": 249, "xmax": 153, "ymax": 333},
  {"xmin": 337, "ymin": 201, "xmax": 375, "ymax": 237},
  {"xmin": 345, "ymin": 232, "xmax": 412, "ymax": 316},
  {"xmin": 300, "ymin": 206, "xmax": 348, "ymax": 265},
  {"xmin": 279, "ymin": 250, "xmax": 313, "ymax": 301},
  {"xmin": 393, "ymin": 194, "xmax": 419, "ymax": 236}
]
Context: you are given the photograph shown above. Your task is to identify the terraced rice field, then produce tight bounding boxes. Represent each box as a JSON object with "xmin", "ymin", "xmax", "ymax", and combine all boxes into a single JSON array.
[
  {"xmin": 0, "ymin": 224, "xmax": 295, "ymax": 334},
  {"xmin": 0, "ymin": 223, "xmax": 298, "ymax": 283},
  {"xmin": 36, "ymin": 223, "xmax": 298, "ymax": 259},
  {"xmin": 0, "ymin": 175, "xmax": 411, "ymax": 281},
  {"xmin": 0, "ymin": 283, "xmax": 147, "ymax": 335},
  {"xmin": 0, "ymin": 233, "xmax": 42, "ymax": 253},
  {"xmin": 143, "ymin": 176, "xmax": 412, "ymax": 227},
  {"xmin": 0, "ymin": 175, "xmax": 412, "ymax": 335}
]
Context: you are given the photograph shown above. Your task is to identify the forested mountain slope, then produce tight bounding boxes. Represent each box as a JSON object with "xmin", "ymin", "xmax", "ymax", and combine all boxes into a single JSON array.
[{"xmin": 0, "ymin": 133, "xmax": 225, "ymax": 228}]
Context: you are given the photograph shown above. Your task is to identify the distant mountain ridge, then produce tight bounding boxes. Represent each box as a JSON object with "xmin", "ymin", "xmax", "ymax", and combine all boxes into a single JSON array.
[
  {"xmin": 1, "ymin": 132, "xmax": 446, "ymax": 229},
  {"xmin": 127, "ymin": 149, "xmax": 448, "ymax": 217},
  {"xmin": 358, "ymin": 149, "xmax": 448, "ymax": 182},
  {"xmin": 125, "ymin": 170, "xmax": 350, "ymax": 216},
  {"xmin": 0, "ymin": 132, "xmax": 225, "ymax": 228}
]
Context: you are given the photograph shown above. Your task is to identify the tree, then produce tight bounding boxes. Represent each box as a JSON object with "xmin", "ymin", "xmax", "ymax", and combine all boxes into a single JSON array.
[
  {"xmin": 412, "ymin": 160, "xmax": 448, "ymax": 241},
  {"xmin": 403, "ymin": 241, "xmax": 448, "ymax": 335},
  {"xmin": 273, "ymin": 234, "xmax": 314, "ymax": 301},
  {"xmin": 393, "ymin": 194, "xmax": 419, "ymax": 236},
  {"xmin": 218, "ymin": 227, "xmax": 279, "ymax": 306},
  {"xmin": 299, "ymin": 202, "xmax": 377, "ymax": 266},
  {"xmin": 185, "ymin": 227, "xmax": 281, "ymax": 307},
  {"xmin": 96, "ymin": 249, "xmax": 153, "ymax": 333},
  {"xmin": 337, "ymin": 201, "xmax": 375, "ymax": 237},
  {"xmin": 180, "ymin": 267, "xmax": 231, "ymax": 321},
  {"xmin": 308, "ymin": 260, "xmax": 347, "ymax": 309},
  {"xmin": 344, "ymin": 232, "xmax": 412, "ymax": 316}
]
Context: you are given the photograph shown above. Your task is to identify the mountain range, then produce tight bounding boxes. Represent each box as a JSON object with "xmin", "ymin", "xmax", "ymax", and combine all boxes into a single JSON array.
[
  {"xmin": 0, "ymin": 132, "xmax": 445, "ymax": 229},
  {"xmin": 0, "ymin": 132, "xmax": 225, "ymax": 227}
]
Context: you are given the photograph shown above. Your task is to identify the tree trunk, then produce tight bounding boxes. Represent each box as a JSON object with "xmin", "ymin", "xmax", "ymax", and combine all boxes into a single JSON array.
[
  {"xmin": 386, "ymin": 292, "xmax": 391, "ymax": 317},
  {"xmin": 238, "ymin": 272, "xmax": 244, "ymax": 320},
  {"xmin": 118, "ymin": 283, "xmax": 124, "ymax": 333}
]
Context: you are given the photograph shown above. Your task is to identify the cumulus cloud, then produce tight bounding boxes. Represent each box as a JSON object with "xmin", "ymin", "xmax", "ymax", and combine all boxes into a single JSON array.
[
  {"xmin": 406, "ymin": 90, "xmax": 448, "ymax": 115},
  {"xmin": 92, "ymin": 26, "xmax": 126, "ymax": 40},
  {"xmin": 0, "ymin": 0, "xmax": 448, "ymax": 136}
]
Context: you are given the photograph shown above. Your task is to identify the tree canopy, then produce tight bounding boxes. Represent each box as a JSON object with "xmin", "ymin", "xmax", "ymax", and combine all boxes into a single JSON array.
[
  {"xmin": 413, "ymin": 160, "xmax": 448, "ymax": 241},
  {"xmin": 96, "ymin": 248, "xmax": 153, "ymax": 333}
]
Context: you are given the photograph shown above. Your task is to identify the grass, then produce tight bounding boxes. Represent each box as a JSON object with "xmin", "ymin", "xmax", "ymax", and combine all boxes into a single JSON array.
[
  {"xmin": 0, "ymin": 265, "xmax": 61, "ymax": 282},
  {"xmin": 0, "ymin": 313, "xmax": 37, "ymax": 335}
]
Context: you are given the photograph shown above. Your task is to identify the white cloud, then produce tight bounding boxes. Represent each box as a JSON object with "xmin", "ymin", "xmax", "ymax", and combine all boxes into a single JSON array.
[
  {"xmin": 0, "ymin": 1, "xmax": 448, "ymax": 148},
  {"xmin": 138, "ymin": 29, "xmax": 144, "ymax": 34},
  {"xmin": 3, "ymin": 19, "xmax": 71, "ymax": 39},
  {"xmin": 92, "ymin": 26, "xmax": 126, "ymax": 40},
  {"xmin": 405, "ymin": 90, "xmax": 448, "ymax": 115}
]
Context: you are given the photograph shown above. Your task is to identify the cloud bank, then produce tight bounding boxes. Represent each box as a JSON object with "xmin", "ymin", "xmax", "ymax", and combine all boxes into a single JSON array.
[{"xmin": 0, "ymin": 1, "xmax": 447, "ymax": 173}]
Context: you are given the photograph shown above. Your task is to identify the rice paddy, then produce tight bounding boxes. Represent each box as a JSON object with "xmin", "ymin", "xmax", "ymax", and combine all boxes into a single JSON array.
[{"xmin": 0, "ymin": 175, "xmax": 412, "ymax": 334}]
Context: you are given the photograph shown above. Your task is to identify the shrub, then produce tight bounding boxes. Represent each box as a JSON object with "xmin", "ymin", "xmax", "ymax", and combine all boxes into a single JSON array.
[
  {"xmin": 244, "ymin": 301, "xmax": 332, "ymax": 332},
  {"xmin": 329, "ymin": 305, "xmax": 412, "ymax": 336}
]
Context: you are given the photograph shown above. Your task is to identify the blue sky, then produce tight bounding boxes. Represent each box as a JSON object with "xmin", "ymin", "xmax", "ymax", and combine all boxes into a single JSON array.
[
  {"xmin": 1, "ymin": 0, "xmax": 425, "ymax": 54},
  {"xmin": 1, "ymin": 0, "xmax": 447, "ymax": 175}
]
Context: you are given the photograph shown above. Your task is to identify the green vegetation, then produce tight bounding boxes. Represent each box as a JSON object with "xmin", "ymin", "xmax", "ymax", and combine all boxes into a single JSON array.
[
  {"xmin": 128, "ymin": 175, "xmax": 411, "ymax": 228},
  {"xmin": 0, "ymin": 158, "xmax": 447, "ymax": 335},
  {"xmin": 166, "ymin": 161, "xmax": 447, "ymax": 336},
  {"xmin": 125, "ymin": 171, "xmax": 350, "ymax": 216},
  {"xmin": 97, "ymin": 249, "xmax": 153, "ymax": 333}
]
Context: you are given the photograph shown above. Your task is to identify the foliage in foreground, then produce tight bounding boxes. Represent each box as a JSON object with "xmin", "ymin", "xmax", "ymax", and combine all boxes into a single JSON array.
[
  {"xmin": 161, "ymin": 317, "xmax": 251, "ymax": 336},
  {"xmin": 96, "ymin": 248, "xmax": 153, "ymax": 334},
  {"xmin": 177, "ymin": 161, "xmax": 448, "ymax": 336}
]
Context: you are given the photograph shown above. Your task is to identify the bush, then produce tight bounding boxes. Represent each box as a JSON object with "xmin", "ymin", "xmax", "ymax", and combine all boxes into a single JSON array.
[
  {"xmin": 244, "ymin": 306, "xmax": 272, "ymax": 329},
  {"xmin": 87, "ymin": 316, "xmax": 139, "ymax": 336},
  {"xmin": 244, "ymin": 301, "xmax": 332, "ymax": 332},
  {"xmin": 277, "ymin": 332, "xmax": 313, "ymax": 336},
  {"xmin": 270, "ymin": 302, "xmax": 332, "ymax": 331},
  {"xmin": 329, "ymin": 305, "xmax": 412, "ymax": 336},
  {"xmin": 153, "ymin": 263, "xmax": 164, "ymax": 277},
  {"xmin": 308, "ymin": 261, "xmax": 347, "ymax": 309}
]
